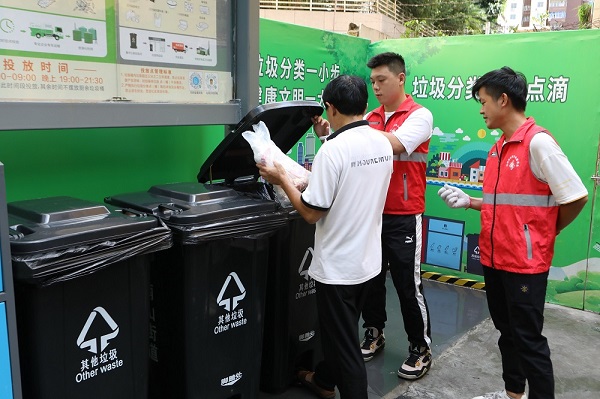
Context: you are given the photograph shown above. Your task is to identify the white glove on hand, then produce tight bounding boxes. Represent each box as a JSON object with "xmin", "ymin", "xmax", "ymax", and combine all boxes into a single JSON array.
[{"xmin": 437, "ymin": 184, "xmax": 470, "ymax": 209}]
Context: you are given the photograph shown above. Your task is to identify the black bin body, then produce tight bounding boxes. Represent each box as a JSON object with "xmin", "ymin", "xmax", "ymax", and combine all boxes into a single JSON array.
[
  {"xmin": 195, "ymin": 101, "xmax": 325, "ymax": 394},
  {"xmin": 105, "ymin": 182, "xmax": 288, "ymax": 399},
  {"xmin": 7, "ymin": 196, "xmax": 171, "ymax": 399},
  {"xmin": 104, "ymin": 100, "xmax": 323, "ymax": 398},
  {"xmin": 260, "ymin": 212, "xmax": 322, "ymax": 393}
]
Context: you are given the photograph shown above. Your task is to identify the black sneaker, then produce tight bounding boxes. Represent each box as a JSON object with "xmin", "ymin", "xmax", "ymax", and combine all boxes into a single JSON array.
[
  {"xmin": 360, "ymin": 327, "xmax": 385, "ymax": 362},
  {"xmin": 397, "ymin": 343, "xmax": 432, "ymax": 380}
]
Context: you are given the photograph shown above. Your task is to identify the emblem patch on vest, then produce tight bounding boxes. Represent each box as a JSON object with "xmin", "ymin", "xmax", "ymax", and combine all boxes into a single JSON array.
[
  {"xmin": 520, "ymin": 284, "xmax": 529, "ymax": 294},
  {"xmin": 506, "ymin": 155, "xmax": 520, "ymax": 170}
]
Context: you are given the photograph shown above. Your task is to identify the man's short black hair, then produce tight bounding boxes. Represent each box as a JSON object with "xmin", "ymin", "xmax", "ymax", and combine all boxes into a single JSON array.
[
  {"xmin": 322, "ymin": 75, "xmax": 368, "ymax": 116},
  {"xmin": 367, "ymin": 52, "xmax": 406, "ymax": 75},
  {"xmin": 471, "ymin": 66, "xmax": 528, "ymax": 112}
]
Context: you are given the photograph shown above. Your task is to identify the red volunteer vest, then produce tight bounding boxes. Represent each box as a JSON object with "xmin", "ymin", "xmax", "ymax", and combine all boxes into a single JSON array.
[
  {"xmin": 480, "ymin": 118, "xmax": 559, "ymax": 274},
  {"xmin": 366, "ymin": 95, "xmax": 429, "ymax": 215}
]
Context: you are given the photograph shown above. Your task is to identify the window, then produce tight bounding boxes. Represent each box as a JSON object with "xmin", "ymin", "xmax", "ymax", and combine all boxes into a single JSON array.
[
  {"xmin": 549, "ymin": 11, "xmax": 566, "ymax": 18},
  {"xmin": 537, "ymin": 2, "xmax": 544, "ymax": 7},
  {"xmin": 511, "ymin": 3, "xmax": 517, "ymax": 9}
]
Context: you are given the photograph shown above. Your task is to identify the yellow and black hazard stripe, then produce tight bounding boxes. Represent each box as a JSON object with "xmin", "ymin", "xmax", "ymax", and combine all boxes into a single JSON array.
[{"xmin": 421, "ymin": 271, "xmax": 486, "ymax": 290}]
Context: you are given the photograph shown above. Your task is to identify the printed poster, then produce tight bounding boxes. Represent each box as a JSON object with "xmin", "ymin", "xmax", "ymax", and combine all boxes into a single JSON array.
[
  {"xmin": 0, "ymin": 0, "xmax": 117, "ymax": 100},
  {"xmin": 0, "ymin": 0, "xmax": 232, "ymax": 103}
]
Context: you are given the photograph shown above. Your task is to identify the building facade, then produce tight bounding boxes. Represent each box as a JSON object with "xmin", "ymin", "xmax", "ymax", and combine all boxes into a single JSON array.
[
  {"xmin": 593, "ymin": 0, "xmax": 600, "ymax": 28},
  {"xmin": 498, "ymin": 0, "xmax": 593, "ymax": 32}
]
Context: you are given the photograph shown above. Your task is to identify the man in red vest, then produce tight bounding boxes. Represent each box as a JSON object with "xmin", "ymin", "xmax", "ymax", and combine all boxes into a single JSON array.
[
  {"xmin": 359, "ymin": 52, "xmax": 435, "ymax": 380},
  {"xmin": 438, "ymin": 66, "xmax": 588, "ymax": 399}
]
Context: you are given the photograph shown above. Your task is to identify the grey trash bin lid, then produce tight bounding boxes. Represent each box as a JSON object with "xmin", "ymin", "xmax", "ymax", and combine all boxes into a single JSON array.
[
  {"xmin": 105, "ymin": 182, "xmax": 277, "ymax": 225},
  {"xmin": 8, "ymin": 196, "xmax": 171, "ymax": 285},
  {"xmin": 104, "ymin": 182, "xmax": 288, "ymax": 243}
]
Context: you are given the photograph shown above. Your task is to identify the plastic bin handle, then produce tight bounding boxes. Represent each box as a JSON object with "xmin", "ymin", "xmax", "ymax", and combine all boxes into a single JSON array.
[
  {"xmin": 9, "ymin": 227, "xmax": 25, "ymax": 240},
  {"xmin": 119, "ymin": 208, "xmax": 147, "ymax": 217},
  {"xmin": 158, "ymin": 203, "xmax": 184, "ymax": 215}
]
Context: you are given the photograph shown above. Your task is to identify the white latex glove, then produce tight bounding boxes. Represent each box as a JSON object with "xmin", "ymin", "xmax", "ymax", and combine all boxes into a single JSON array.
[{"xmin": 437, "ymin": 184, "xmax": 471, "ymax": 209}]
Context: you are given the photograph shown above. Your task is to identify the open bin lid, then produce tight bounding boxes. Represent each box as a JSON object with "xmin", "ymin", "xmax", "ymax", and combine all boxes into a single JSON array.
[
  {"xmin": 197, "ymin": 100, "xmax": 323, "ymax": 184},
  {"xmin": 7, "ymin": 196, "xmax": 172, "ymax": 285}
]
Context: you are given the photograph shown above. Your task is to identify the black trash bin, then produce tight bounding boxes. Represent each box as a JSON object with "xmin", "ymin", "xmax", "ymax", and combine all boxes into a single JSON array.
[
  {"xmin": 259, "ymin": 212, "xmax": 323, "ymax": 393},
  {"xmin": 105, "ymin": 100, "xmax": 324, "ymax": 399},
  {"xmin": 195, "ymin": 101, "xmax": 324, "ymax": 394},
  {"xmin": 105, "ymin": 182, "xmax": 287, "ymax": 399},
  {"xmin": 466, "ymin": 233, "xmax": 483, "ymax": 276},
  {"xmin": 7, "ymin": 196, "xmax": 171, "ymax": 399}
]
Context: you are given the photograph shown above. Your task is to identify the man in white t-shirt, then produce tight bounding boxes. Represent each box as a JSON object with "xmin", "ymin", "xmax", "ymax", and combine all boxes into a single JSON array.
[
  {"xmin": 257, "ymin": 75, "xmax": 393, "ymax": 399},
  {"xmin": 438, "ymin": 66, "xmax": 588, "ymax": 399}
]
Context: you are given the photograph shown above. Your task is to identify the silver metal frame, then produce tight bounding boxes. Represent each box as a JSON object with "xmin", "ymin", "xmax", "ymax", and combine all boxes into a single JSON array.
[{"xmin": 0, "ymin": 0, "xmax": 259, "ymax": 130}]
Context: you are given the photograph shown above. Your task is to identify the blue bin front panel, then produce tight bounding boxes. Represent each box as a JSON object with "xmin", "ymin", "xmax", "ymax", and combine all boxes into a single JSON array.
[
  {"xmin": 0, "ymin": 241, "xmax": 4, "ymax": 292},
  {"xmin": 0, "ymin": 302, "xmax": 14, "ymax": 399}
]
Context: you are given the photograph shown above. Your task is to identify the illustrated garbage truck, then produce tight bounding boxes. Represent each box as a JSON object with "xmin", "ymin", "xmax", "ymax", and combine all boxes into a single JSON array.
[
  {"xmin": 30, "ymin": 25, "xmax": 64, "ymax": 40},
  {"xmin": 172, "ymin": 41, "xmax": 187, "ymax": 53}
]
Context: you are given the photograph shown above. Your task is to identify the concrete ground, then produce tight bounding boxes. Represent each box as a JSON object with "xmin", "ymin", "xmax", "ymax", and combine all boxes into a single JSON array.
[
  {"xmin": 385, "ymin": 302, "xmax": 600, "ymax": 399},
  {"xmin": 260, "ymin": 278, "xmax": 600, "ymax": 399}
]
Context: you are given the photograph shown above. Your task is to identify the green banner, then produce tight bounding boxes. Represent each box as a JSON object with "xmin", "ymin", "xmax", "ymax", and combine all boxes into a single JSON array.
[
  {"xmin": 261, "ymin": 19, "xmax": 600, "ymax": 312},
  {"xmin": 259, "ymin": 19, "xmax": 370, "ymax": 167},
  {"xmin": 372, "ymin": 30, "xmax": 600, "ymax": 311}
]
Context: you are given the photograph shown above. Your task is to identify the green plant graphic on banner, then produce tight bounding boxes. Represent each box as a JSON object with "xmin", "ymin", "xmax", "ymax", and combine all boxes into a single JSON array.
[
  {"xmin": 369, "ymin": 36, "xmax": 446, "ymax": 79},
  {"xmin": 320, "ymin": 31, "xmax": 370, "ymax": 79}
]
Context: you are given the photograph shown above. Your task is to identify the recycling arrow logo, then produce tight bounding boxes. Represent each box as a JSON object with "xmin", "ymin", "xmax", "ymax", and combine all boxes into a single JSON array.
[
  {"xmin": 217, "ymin": 272, "xmax": 246, "ymax": 312},
  {"xmin": 298, "ymin": 247, "xmax": 314, "ymax": 281},
  {"xmin": 77, "ymin": 307, "xmax": 119, "ymax": 354}
]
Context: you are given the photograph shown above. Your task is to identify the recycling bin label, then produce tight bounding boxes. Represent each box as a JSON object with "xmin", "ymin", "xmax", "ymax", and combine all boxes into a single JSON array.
[
  {"xmin": 213, "ymin": 271, "xmax": 249, "ymax": 388},
  {"xmin": 296, "ymin": 247, "xmax": 316, "ymax": 300},
  {"xmin": 75, "ymin": 306, "xmax": 124, "ymax": 384},
  {"xmin": 213, "ymin": 272, "xmax": 248, "ymax": 335},
  {"xmin": 296, "ymin": 247, "xmax": 317, "ymax": 344}
]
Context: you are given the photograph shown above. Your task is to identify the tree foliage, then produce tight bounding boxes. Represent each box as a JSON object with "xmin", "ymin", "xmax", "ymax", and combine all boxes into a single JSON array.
[
  {"xmin": 578, "ymin": 3, "xmax": 593, "ymax": 29},
  {"xmin": 474, "ymin": 0, "xmax": 505, "ymax": 21},
  {"xmin": 397, "ymin": 0, "xmax": 505, "ymax": 36}
]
